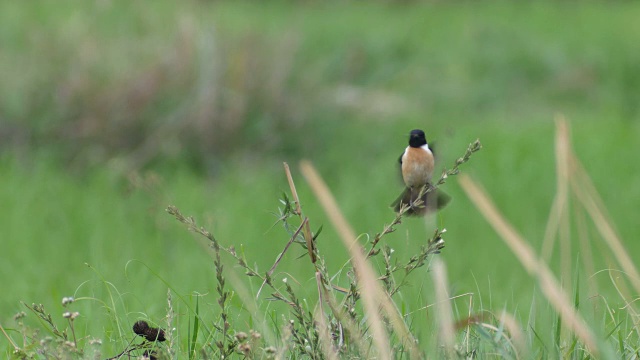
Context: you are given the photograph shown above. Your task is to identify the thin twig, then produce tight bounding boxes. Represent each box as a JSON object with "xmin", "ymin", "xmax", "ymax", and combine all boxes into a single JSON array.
[
  {"xmin": 283, "ymin": 162, "xmax": 316, "ymax": 263},
  {"xmin": 256, "ymin": 219, "xmax": 307, "ymax": 298},
  {"xmin": 300, "ymin": 160, "xmax": 426, "ymax": 360},
  {"xmin": 0, "ymin": 322, "xmax": 19, "ymax": 352}
]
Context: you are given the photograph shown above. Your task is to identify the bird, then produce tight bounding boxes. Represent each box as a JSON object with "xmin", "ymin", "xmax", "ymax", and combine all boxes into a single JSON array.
[{"xmin": 391, "ymin": 129, "xmax": 450, "ymax": 215}]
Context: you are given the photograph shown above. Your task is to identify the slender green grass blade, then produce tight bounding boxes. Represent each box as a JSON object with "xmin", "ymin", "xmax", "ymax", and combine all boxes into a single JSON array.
[
  {"xmin": 530, "ymin": 325, "xmax": 548, "ymax": 357},
  {"xmin": 190, "ymin": 296, "xmax": 200, "ymax": 360},
  {"xmin": 569, "ymin": 269, "xmax": 580, "ymax": 359},
  {"xmin": 617, "ymin": 328, "xmax": 624, "ymax": 358},
  {"xmin": 554, "ymin": 312, "xmax": 562, "ymax": 356}
]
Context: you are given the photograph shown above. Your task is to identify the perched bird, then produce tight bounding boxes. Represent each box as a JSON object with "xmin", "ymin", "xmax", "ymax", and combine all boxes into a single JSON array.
[{"xmin": 391, "ymin": 129, "xmax": 450, "ymax": 215}]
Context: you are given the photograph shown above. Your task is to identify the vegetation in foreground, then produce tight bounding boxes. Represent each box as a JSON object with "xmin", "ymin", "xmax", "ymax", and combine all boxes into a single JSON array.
[{"xmin": 3, "ymin": 126, "xmax": 639, "ymax": 358}]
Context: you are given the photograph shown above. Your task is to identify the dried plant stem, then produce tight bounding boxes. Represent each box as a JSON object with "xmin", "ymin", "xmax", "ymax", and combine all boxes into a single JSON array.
[
  {"xmin": 166, "ymin": 289, "xmax": 176, "ymax": 358},
  {"xmin": 256, "ymin": 219, "xmax": 306, "ymax": 298},
  {"xmin": 283, "ymin": 162, "xmax": 316, "ymax": 264},
  {"xmin": 549, "ymin": 118, "xmax": 640, "ymax": 314},
  {"xmin": 22, "ymin": 303, "xmax": 67, "ymax": 341},
  {"xmin": 431, "ymin": 259, "xmax": 455, "ymax": 356},
  {"xmin": 299, "ymin": 160, "xmax": 392, "ymax": 359},
  {"xmin": 569, "ymin": 157, "xmax": 640, "ymax": 296},
  {"xmin": 300, "ymin": 160, "xmax": 423, "ymax": 360},
  {"xmin": 284, "ymin": 162, "xmax": 303, "ymax": 216},
  {"xmin": 403, "ymin": 292, "xmax": 474, "ymax": 317},
  {"xmin": 0, "ymin": 322, "xmax": 19, "ymax": 352},
  {"xmin": 458, "ymin": 174, "xmax": 598, "ymax": 354},
  {"xmin": 314, "ymin": 273, "xmax": 340, "ymax": 360},
  {"xmin": 367, "ymin": 212, "xmax": 404, "ymax": 258},
  {"xmin": 554, "ymin": 117, "xmax": 572, "ymax": 285},
  {"xmin": 67, "ymin": 318, "xmax": 78, "ymax": 347},
  {"xmin": 282, "ymin": 162, "xmax": 327, "ymax": 326}
]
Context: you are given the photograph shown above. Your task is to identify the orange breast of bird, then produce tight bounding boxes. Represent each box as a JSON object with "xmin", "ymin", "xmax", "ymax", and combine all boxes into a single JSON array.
[{"xmin": 401, "ymin": 146, "xmax": 435, "ymax": 188}]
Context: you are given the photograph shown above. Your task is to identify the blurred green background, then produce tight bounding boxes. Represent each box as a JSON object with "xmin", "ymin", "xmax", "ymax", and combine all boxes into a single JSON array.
[{"xmin": 1, "ymin": 0, "xmax": 639, "ymax": 354}]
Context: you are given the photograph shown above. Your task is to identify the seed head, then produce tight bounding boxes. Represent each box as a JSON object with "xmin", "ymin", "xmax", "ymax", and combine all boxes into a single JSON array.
[
  {"xmin": 144, "ymin": 327, "xmax": 166, "ymax": 342},
  {"xmin": 62, "ymin": 297, "xmax": 75, "ymax": 307},
  {"xmin": 133, "ymin": 320, "xmax": 150, "ymax": 335},
  {"xmin": 238, "ymin": 343, "xmax": 251, "ymax": 356},
  {"xmin": 235, "ymin": 332, "xmax": 248, "ymax": 342}
]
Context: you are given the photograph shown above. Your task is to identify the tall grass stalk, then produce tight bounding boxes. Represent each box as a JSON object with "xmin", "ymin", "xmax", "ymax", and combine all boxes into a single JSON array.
[
  {"xmin": 299, "ymin": 160, "xmax": 394, "ymax": 360},
  {"xmin": 459, "ymin": 117, "xmax": 640, "ymax": 358},
  {"xmin": 431, "ymin": 258, "xmax": 455, "ymax": 356},
  {"xmin": 459, "ymin": 174, "xmax": 599, "ymax": 354}
]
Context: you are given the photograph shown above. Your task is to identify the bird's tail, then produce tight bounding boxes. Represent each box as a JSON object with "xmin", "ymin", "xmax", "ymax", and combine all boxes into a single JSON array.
[{"xmin": 391, "ymin": 186, "xmax": 450, "ymax": 216}]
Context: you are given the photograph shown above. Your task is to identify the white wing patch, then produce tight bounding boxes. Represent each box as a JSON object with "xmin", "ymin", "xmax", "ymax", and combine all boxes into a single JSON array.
[{"xmin": 421, "ymin": 144, "xmax": 432, "ymax": 154}]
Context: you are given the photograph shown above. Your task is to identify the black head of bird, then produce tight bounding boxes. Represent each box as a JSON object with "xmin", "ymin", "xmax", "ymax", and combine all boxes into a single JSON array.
[{"xmin": 408, "ymin": 129, "xmax": 427, "ymax": 148}]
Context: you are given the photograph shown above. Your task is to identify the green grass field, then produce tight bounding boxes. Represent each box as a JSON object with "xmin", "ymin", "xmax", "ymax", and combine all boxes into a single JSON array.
[{"xmin": 1, "ymin": 1, "xmax": 639, "ymax": 358}]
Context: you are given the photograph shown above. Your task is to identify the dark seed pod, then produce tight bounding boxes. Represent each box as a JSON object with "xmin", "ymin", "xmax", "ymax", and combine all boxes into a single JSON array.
[
  {"xmin": 133, "ymin": 320, "xmax": 150, "ymax": 336},
  {"xmin": 144, "ymin": 327, "xmax": 166, "ymax": 342}
]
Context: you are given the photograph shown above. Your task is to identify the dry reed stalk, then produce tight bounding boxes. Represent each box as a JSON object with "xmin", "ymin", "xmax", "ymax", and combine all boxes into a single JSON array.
[
  {"xmin": 431, "ymin": 259, "xmax": 455, "ymax": 355},
  {"xmin": 558, "ymin": 121, "xmax": 640, "ymax": 324},
  {"xmin": 458, "ymin": 174, "xmax": 599, "ymax": 354},
  {"xmin": 0, "ymin": 322, "xmax": 19, "ymax": 352},
  {"xmin": 407, "ymin": 293, "xmax": 474, "ymax": 315},
  {"xmin": 541, "ymin": 116, "xmax": 572, "ymax": 286},
  {"xmin": 300, "ymin": 160, "xmax": 425, "ymax": 360},
  {"xmin": 569, "ymin": 157, "xmax": 640, "ymax": 297},
  {"xmin": 541, "ymin": 196, "xmax": 561, "ymax": 262},
  {"xmin": 314, "ymin": 273, "xmax": 340, "ymax": 360},
  {"xmin": 573, "ymin": 200, "xmax": 598, "ymax": 296},
  {"xmin": 283, "ymin": 162, "xmax": 316, "ymax": 263},
  {"xmin": 281, "ymin": 162, "xmax": 329, "ymax": 337},
  {"xmin": 555, "ymin": 117, "xmax": 573, "ymax": 285},
  {"xmin": 299, "ymin": 160, "xmax": 392, "ymax": 359}
]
